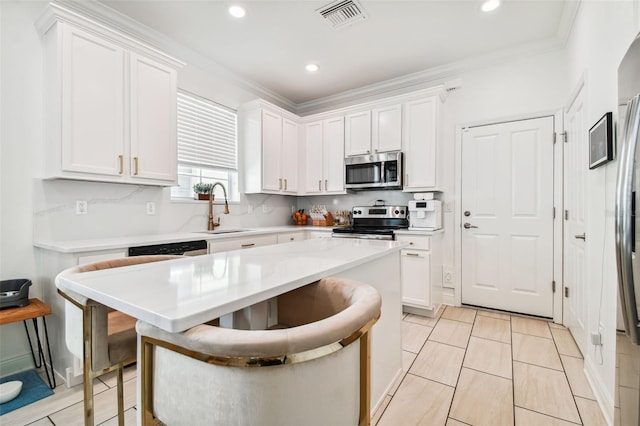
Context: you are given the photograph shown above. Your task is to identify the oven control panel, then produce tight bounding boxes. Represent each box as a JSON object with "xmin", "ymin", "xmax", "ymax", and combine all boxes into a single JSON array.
[{"xmin": 352, "ymin": 206, "xmax": 407, "ymax": 219}]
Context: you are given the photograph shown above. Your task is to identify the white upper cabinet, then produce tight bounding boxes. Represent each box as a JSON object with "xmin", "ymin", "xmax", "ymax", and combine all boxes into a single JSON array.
[
  {"xmin": 304, "ymin": 117, "xmax": 345, "ymax": 194},
  {"xmin": 372, "ymin": 104, "xmax": 402, "ymax": 153},
  {"xmin": 37, "ymin": 9, "xmax": 182, "ymax": 186},
  {"xmin": 345, "ymin": 106, "xmax": 402, "ymax": 157},
  {"xmin": 240, "ymin": 103, "xmax": 298, "ymax": 194},
  {"xmin": 60, "ymin": 26, "xmax": 125, "ymax": 177},
  {"xmin": 129, "ymin": 53, "xmax": 178, "ymax": 182},
  {"xmin": 403, "ymin": 95, "xmax": 443, "ymax": 191},
  {"xmin": 345, "ymin": 111, "xmax": 371, "ymax": 156},
  {"xmin": 281, "ymin": 118, "xmax": 299, "ymax": 193}
]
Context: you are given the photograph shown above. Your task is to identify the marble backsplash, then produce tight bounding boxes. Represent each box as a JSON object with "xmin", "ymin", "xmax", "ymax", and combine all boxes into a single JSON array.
[
  {"xmin": 33, "ymin": 179, "xmax": 297, "ymax": 241},
  {"xmin": 33, "ymin": 179, "xmax": 433, "ymax": 242}
]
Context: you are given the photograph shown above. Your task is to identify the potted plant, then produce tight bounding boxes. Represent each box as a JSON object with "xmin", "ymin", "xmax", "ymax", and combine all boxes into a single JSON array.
[{"xmin": 193, "ymin": 182, "xmax": 214, "ymax": 200}]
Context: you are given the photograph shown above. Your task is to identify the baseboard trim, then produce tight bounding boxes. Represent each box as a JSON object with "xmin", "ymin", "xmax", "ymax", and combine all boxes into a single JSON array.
[
  {"xmin": 0, "ymin": 354, "xmax": 65, "ymax": 387},
  {"xmin": 584, "ymin": 356, "xmax": 614, "ymax": 426}
]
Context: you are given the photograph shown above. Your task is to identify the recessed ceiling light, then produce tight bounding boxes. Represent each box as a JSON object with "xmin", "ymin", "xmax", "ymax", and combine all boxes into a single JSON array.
[
  {"xmin": 481, "ymin": 0, "xmax": 500, "ymax": 12},
  {"xmin": 305, "ymin": 63, "xmax": 319, "ymax": 72},
  {"xmin": 229, "ymin": 5, "xmax": 246, "ymax": 18}
]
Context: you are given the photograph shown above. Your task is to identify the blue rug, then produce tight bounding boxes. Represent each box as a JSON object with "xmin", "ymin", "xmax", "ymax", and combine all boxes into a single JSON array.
[{"xmin": 0, "ymin": 370, "xmax": 53, "ymax": 415}]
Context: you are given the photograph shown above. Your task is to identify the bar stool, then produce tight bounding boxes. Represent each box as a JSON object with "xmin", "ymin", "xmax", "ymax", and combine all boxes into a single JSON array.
[
  {"xmin": 137, "ymin": 277, "xmax": 382, "ymax": 426},
  {"xmin": 56, "ymin": 255, "xmax": 181, "ymax": 426}
]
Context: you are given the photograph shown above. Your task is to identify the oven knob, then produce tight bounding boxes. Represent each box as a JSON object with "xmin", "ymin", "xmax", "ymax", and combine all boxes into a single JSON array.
[
  {"xmin": 401, "ymin": 210, "xmax": 405, "ymax": 214},
  {"xmin": 394, "ymin": 209, "xmax": 399, "ymax": 214}
]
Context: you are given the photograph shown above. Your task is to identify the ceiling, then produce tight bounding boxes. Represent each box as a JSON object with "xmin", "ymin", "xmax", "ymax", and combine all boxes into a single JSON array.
[{"xmin": 98, "ymin": 0, "xmax": 577, "ymax": 106}]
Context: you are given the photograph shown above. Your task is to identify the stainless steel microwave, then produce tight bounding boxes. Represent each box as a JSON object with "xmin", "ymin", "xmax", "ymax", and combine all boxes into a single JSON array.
[{"xmin": 345, "ymin": 151, "xmax": 403, "ymax": 190}]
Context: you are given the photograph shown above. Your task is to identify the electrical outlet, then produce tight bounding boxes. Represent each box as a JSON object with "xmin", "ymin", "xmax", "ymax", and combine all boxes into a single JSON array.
[
  {"xmin": 248, "ymin": 204, "xmax": 254, "ymax": 214},
  {"xmin": 291, "ymin": 205, "xmax": 296, "ymax": 214},
  {"xmin": 444, "ymin": 201, "xmax": 454, "ymax": 213},
  {"xmin": 146, "ymin": 202, "xmax": 156, "ymax": 215},
  {"xmin": 442, "ymin": 265, "xmax": 455, "ymax": 288},
  {"xmin": 76, "ymin": 200, "xmax": 87, "ymax": 215},
  {"xmin": 262, "ymin": 204, "xmax": 269, "ymax": 213}
]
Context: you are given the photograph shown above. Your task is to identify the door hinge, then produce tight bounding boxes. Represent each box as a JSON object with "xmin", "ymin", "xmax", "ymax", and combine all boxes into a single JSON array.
[
  {"xmin": 553, "ymin": 207, "xmax": 556, "ymax": 219},
  {"xmin": 564, "ymin": 287, "xmax": 569, "ymax": 298},
  {"xmin": 565, "ymin": 210, "xmax": 569, "ymax": 220},
  {"xmin": 552, "ymin": 281, "xmax": 556, "ymax": 293},
  {"xmin": 561, "ymin": 131, "xmax": 568, "ymax": 143}
]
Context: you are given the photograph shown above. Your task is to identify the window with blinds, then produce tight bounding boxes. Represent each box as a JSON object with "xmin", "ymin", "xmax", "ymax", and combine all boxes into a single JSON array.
[{"xmin": 171, "ymin": 91, "xmax": 240, "ymax": 201}]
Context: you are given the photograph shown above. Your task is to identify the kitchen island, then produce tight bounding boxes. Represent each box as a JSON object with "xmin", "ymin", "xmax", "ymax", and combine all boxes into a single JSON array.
[{"xmin": 56, "ymin": 238, "xmax": 404, "ymax": 415}]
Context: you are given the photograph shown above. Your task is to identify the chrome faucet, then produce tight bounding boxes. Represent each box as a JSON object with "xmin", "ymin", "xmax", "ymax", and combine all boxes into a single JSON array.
[{"xmin": 208, "ymin": 182, "xmax": 230, "ymax": 231}]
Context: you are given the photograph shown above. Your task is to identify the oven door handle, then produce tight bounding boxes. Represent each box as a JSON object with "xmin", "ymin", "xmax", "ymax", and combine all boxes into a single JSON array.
[{"xmin": 331, "ymin": 233, "xmax": 393, "ymax": 241}]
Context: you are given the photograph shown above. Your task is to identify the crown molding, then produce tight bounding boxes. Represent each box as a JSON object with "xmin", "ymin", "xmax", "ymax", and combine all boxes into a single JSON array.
[
  {"xmin": 556, "ymin": 0, "xmax": 581, "ymax": 47},
  {"xmin": 295, "ymin": 36, "xmax": 564, "ymax": 116}
]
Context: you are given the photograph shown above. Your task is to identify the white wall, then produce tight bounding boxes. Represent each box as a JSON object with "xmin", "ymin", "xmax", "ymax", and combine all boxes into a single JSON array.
[{"xmin": 563, "ymin": 1, "xmax": 640, "ymax": 422}]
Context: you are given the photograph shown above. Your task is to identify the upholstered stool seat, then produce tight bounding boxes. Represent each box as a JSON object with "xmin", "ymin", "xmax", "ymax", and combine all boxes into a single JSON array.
[
  {"xmin": 137, "ymin": 277, "xmax": 382, "ymax": 426},
  {"xmin": 56, "ymin": 255, "xmax": 182, "ymax": 426}
]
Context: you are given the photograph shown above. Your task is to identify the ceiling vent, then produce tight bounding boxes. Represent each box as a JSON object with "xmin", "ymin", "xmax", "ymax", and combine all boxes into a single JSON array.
[{"xmin": 317, "ymin": 0, "xmax": 368, "ymax": 29}]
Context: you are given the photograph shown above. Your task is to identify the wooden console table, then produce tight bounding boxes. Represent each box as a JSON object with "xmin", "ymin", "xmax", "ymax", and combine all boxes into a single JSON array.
[{"xmin": 0, "ymin": 298, "xmax": 56, "ymax": 388}]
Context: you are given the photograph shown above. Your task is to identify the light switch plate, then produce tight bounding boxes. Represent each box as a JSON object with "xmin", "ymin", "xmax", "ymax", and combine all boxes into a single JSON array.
[{"xmin": 76, "ymin": 200, "xmax": 87, "ymax": 215}]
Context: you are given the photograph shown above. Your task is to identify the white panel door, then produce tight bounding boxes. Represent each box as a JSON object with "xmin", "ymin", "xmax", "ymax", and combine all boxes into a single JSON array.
[
  {"xmin": 372, "ymin": 104, "xmax": 402, "ymax": 153},
  {"xmin": 461, "ymin": 117, "xmax": 555, "ymax": 317},
  {"xmin": 129, "ymin": 53, "xmax": 177, "ymax": 182},
  {"xmin": 563, "ymin": 88, "xmax": 588, "ymax": 354},
  {"xmin": 304, "ymin": 121, "xmax": 323, "ymax": 194},
  {"xmin": 345, "ymin": 111, "xmax": 371, "ymax": 156},
  {"xmin": 62, "ymin": 25, "xmax": 125, "ymax": 176},
  {"xmin": 261, "ymin": 110, "xmax": 283, "ymax": 192},
  {"xmin": 281, "ymin": 118, "xmax": 298, "ymax": 193},
  {"xmin": 403, "ymin": 97, "xmax": 438, "ymax": 190},
  {"xmin": 323, "ymin": 117, "xmax": 345, "ymax": 193}
]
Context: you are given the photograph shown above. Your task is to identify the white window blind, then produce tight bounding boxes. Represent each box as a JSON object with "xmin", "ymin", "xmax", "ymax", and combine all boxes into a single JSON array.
[{"xmin": 177, "ymin": 91, "xmax": 237, "ymax": 171}]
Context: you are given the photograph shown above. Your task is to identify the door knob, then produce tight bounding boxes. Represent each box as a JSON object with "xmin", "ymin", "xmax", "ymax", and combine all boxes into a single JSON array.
[
  {"xmin": 464, "ymin": 211, "xmax": 471, "ymax": 217},
  {"xmin": 575, "ymin": 233, "xmax": 586, "ymax": 240},
  {"xmin": 464, "ymin": 223, "xmax": 478, "ymax": 229}
]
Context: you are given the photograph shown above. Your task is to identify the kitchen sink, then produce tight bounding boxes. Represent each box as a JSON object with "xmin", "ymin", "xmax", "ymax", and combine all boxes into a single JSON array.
[{"xmin": 197, "ymin": 229, "xmax": 250, "ymax": 235}]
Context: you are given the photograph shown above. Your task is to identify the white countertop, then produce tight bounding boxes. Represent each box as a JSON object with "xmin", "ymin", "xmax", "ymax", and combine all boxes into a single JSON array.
[
  {"xmin": 56, "ymin": 238, "xmax": 404, "ymax": 332},
  {"xmin": 34, "ymin": 226, "xmax": 333, "ymax": 253}
]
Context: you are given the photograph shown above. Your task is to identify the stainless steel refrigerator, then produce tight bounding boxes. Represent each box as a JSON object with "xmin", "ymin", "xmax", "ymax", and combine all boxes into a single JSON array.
[{"xmin": 615, "ymin": 31, "xmax": 640, "ymax": 426}]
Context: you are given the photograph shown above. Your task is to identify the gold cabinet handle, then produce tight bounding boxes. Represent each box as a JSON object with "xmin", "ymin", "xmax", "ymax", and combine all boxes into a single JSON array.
[
  {"xmin": 118, "ymin": 155, "xmax": 124, "ymax": 174},
  {"xmin": 284, "ymin": 179, "xmax": 288, "ymax": 191},
  {"xmin": 325, "ymin": 179, "xmax": 328, "ymax": 191},
  {"xmin": 405, "ymin": 252, "xmax": 420, "ymax": 257},
  {"xmin": 279, "ymin": 178, "xmax": 282, "ymax": 190},
  {"xmin": 133, "ymin": 157, "xmax": 139, "ymax": 175},
  {"xmin": 318, "ymin": 180, "xmax": 322, "ymax": 191},
  {"xmin": 241, "ymin": 243, "xmax": 255, "ymax": 248}
]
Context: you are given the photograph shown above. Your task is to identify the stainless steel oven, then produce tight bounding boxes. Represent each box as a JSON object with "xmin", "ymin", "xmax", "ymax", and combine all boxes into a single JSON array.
[
  {"xmin": 345, "ymin": 151, "xmax": 402, "ymax": 190},
  {"xmin": 332, "ymin": 205, "xmax": 408, "ymax": 240}
]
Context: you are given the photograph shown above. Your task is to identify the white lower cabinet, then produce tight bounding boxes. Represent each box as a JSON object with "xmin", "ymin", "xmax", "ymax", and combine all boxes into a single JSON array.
[
  {"xmin": 396, "ymin": 233, "xmax": 442, "ymax": 316},
  {"xmin": 276, "ymin": 232, "xmax": 305, "ymax": 244},
  {"xmin": 208, "ymin": 234, "xmax": 278, "ymax": 253}
]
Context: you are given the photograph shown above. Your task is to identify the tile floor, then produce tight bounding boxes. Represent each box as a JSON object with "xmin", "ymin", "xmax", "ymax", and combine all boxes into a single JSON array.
[
  {"xmin": 373, "ymin": 306, "xmax": 608, "ymax": 426},
  {"xmin": 3, "ymin": 305, "xmax": 607, "ymax": 426}
]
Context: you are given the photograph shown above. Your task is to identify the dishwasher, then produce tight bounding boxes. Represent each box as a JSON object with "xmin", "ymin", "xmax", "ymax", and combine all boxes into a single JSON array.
[{"xmin": 128, "ymin": 240, "xmax": 208, "ymax": 257}]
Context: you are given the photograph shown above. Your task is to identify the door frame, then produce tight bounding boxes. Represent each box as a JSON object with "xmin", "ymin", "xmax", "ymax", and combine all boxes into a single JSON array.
[{"xmin": 453, "ymin": 109, "xmax": 564, "ymax": 323}]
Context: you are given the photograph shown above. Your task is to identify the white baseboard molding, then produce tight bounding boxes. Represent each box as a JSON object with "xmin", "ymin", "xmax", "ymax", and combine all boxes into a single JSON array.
[
  {"xmin": 584, "ymin": 357, "xmax": 614, "ymax": 426},
  {"xmin": 0, "ymin": 354, "xmax": 65, "ymax": 387},
  {"xmin": 0, "ymin": 353, "xmax": 35, "ymax": 376}
]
